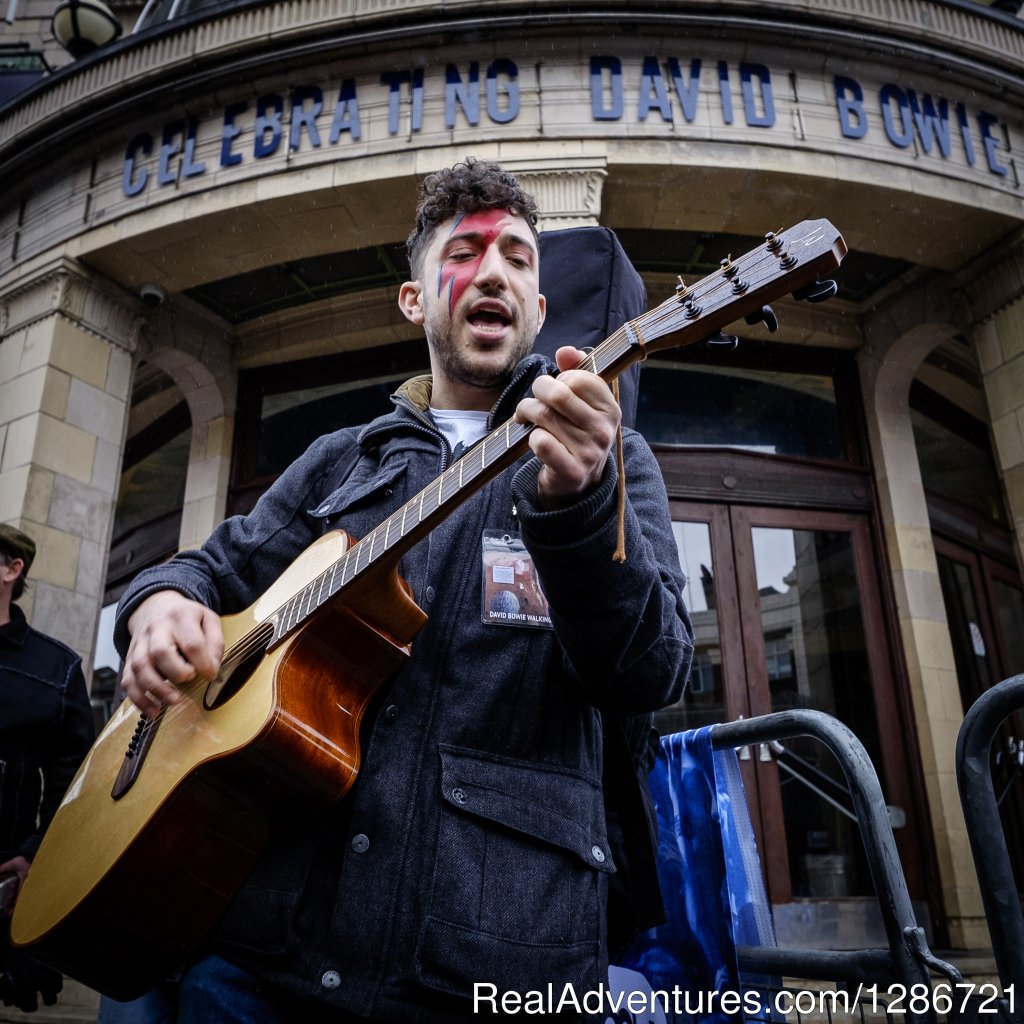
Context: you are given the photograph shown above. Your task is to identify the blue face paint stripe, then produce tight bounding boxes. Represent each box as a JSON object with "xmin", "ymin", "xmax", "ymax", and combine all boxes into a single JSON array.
[{"xmin": 438, "ymin": 212, "xmax": 467, "ymax": 300}]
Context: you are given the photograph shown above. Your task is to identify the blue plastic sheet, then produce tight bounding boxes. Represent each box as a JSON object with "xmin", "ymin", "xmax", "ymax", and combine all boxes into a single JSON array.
[{"xmin": 619, "ymin": 727, "xmax": 777, "ymax": 1023}]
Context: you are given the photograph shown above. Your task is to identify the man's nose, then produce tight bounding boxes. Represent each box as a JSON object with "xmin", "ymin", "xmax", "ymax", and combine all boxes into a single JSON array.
[{"xmin": 473, "ymin": 244, "xmax": 508, "ymax": 288}]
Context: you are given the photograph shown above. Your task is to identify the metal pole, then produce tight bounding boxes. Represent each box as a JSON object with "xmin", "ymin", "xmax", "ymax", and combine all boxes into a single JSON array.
[{"xmin": 955, "ymin": 673, "xmax": 1024, "ymax": 1016}]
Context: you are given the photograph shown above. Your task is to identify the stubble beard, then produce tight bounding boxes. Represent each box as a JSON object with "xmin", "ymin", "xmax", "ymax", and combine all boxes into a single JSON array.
[{"xmin": 428, "ymin": 310, "xmax": 537, "ymax": 395}]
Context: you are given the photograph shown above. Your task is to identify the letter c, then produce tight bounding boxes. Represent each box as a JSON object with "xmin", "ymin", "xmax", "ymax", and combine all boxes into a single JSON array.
[{"xmin": 123, "ymin": 133, "xmax": 152, "ymax": 197}]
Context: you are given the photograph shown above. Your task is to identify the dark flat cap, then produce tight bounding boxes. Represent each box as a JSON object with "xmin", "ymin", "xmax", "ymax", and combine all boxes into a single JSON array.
[{"xmin": 0, "ymin": 524, "xmax": 36, "ymax": 574}]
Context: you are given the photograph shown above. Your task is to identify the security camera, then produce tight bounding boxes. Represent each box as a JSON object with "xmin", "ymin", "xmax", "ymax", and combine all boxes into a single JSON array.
[{"xmin": 139, "ymin": 283, "xmax": 168, "ymax": 308}]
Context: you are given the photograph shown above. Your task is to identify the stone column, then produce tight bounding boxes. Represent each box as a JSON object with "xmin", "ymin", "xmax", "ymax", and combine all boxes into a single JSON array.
[
  {"xmin": 859, "ymin": 279, "xmax": 988, "ymax": 949},
  {"xmin": 964, "ymin": 239, "xmax": 1024, "ymax": 574},
  {"xmin": 137, "ymin": 299, "xmax": 236, "ymax": 550},
  {"xmin": 511, "ymin": 158, "xmax": 607, "ymax": 230},
  {"xmin": 0, "ymin": 259, "xmax": 142, "ymax": 679}
]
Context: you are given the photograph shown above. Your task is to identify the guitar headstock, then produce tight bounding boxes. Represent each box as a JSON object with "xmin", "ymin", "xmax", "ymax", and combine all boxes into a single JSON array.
[{"xmin": 636, "ymin": 219, "xmax": 848, "ymax": 355}]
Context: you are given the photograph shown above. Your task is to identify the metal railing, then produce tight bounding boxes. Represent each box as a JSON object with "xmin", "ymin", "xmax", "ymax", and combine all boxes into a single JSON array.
[
  {"xmin": 956, "ymin": 673, "xmax": 1024, "ymax": 1024},
  {"xmin": 708, "ymin": 710, "xmax": 962, "ymax": 1024}
]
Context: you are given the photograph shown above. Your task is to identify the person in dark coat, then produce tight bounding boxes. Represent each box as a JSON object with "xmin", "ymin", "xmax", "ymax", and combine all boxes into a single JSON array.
[{"xmin": 0, "ymin": 524, "xmax": 95, "ymax": 1011}]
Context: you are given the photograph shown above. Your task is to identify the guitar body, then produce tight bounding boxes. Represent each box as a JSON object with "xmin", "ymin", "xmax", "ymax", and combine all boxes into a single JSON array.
[{"xmin": 11, "ymin": 530, "xmax": 426, "ymax": 999}]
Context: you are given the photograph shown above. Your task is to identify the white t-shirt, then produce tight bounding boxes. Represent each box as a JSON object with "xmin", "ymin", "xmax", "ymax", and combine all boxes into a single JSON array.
[{"xmin": 429, "ymin": 407, "xmax": 489, "ymax": 457}]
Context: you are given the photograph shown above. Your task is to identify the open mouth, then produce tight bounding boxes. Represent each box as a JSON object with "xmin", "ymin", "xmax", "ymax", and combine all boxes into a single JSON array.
[{"xmin": 468, "ymin": 303, "xmax": 512, "ymax": 332}]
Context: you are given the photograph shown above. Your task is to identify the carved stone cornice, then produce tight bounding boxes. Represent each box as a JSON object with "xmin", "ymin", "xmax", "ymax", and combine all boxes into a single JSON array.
[
  {"xmin": 514, "ymin": 164, "xmax": 607, "ymax": 230},
  {"xmin": 0, "ymin": 259, "xmax": 145, "ymax": 351}
]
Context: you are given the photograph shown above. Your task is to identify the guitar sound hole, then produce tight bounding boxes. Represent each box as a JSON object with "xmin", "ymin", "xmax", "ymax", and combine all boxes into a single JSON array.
[{"xmin": 204, "ymin": 644, "xmax": 269, "ymax": 710}]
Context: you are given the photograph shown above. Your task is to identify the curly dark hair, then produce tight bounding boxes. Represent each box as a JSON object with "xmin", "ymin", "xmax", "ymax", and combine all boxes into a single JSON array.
[{"xmin": 406, "ymin": 158, "xmax": 540, "ymax": 276}]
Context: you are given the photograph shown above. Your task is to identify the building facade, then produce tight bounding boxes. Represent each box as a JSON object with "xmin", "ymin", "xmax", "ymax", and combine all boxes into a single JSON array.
[{"xmin": 1, "ymin": 0, "xmax": 1023, "ymax": 955}]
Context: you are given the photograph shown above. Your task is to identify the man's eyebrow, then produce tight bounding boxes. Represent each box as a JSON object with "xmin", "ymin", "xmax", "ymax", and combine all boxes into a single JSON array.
[{"xmin": 443, "ymin": 229, "xmax": 538, "ymax": 253}]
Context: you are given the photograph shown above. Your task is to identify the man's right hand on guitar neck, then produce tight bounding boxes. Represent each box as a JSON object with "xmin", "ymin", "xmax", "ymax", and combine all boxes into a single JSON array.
[{"xmin": 123, "ymin": 591, "xmax": 224, "ymax": 715}]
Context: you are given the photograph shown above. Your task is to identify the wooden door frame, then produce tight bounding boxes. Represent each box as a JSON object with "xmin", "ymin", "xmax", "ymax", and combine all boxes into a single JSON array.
[
  {"xmin": 666, "ymin": 495, "xmax": 931, "ymax": 905},
  {"xmin": 933, "ymin": 535, "xmax": 1024, "ymax": 687},
  {"xmin": 729, "ymin": 505, "xmax": 929, "ymax": 902},
  {"xmin": 667, "ymin": 500, "xmax": 772, "ymax": 873},
  {"xmin": 980, "ymin": 556, "xmax": 1024, "ymax": 683}
]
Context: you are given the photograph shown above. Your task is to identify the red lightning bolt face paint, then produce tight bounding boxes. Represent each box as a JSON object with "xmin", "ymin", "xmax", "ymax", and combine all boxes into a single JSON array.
[{"xmin": 436, "ymin": 209, "xmax": 521, "ymax": 314}]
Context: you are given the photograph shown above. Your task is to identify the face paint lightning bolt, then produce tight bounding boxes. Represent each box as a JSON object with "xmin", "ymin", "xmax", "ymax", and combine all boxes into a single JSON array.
[{"xmin": 436, "ymin": 209, "xmax": 520, "ymax": 314}]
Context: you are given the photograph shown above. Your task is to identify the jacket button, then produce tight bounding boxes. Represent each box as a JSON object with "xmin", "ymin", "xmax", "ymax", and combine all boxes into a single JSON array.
[
  {"xmin": 321, "ymin": 969, "xmax": 341, "ymax": 989},
  {"xmin": 451, "ymin": 787, "xmax": 468, "ymax": 805},
  {"xmin": 591, "ymin": 845, "xmax": 606, "ymax": 863},
  {"xmin": 384, "ymin": 704, "xmax": 398, "ymax": 723},
  {"xmin": 351, "ymin": 833, "xmax": 370, "ymax": 854},
  {"xmin": 425, "ymin": 585, "xmax": 435, "ymax": 603}
]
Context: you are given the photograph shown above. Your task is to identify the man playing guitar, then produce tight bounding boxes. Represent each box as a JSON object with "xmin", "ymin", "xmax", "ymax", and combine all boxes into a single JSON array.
[{"xmin": 115, "ymin": 159, "xmax": 694, "ymax": 1022}]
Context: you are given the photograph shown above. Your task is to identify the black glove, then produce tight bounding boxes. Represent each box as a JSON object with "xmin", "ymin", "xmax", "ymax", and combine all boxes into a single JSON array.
[{"xmin": 0, "ymin": 942, "xmax": 62, "ymax": 1013}]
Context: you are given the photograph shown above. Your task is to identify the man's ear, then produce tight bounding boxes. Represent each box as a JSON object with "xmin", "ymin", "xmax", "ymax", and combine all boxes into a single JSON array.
[
  {"xmin": 536, "ymin": 293, "xmax": 547, "ymax": 333},
  {"xmin": 399, "ymin": 281, "xmax": 425, "ymax": 326},
  {"xmin": 0, "ymin": 558, "xmax": 23, "ymax": 585}
]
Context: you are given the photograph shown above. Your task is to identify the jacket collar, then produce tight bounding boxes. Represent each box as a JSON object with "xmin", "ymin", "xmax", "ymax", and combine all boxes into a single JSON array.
[
  {"xmin": 0, "ymin": 604, "xmax": 29, "ymax": 648},
  {"xmin": 358, "ymin": 353, "xmax": 554, "ymax": 452}
]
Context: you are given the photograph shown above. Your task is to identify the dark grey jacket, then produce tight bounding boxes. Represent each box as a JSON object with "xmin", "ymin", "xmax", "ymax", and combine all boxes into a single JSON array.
[{"xmin": 115, "ymin": 354, "xmax": 692, "ymax": 1021}]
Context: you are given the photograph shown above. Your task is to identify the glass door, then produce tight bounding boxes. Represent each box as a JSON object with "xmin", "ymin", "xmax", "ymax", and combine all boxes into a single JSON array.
[
  {"xmin": 933, "ymin": 535, "xmax": 1024, "ymax": 893},
  {"xmin": 660, "ymin": 502, "xmax": 927, "ymax": 908},
  {"xmin": 660, "ymin": 504, "xmax": 748, "ymax": 734}
]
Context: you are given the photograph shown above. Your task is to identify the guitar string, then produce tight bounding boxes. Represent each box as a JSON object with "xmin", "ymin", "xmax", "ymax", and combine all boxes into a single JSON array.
[
  {"xmin": 133, "ymin": 674, "xmax": 204, "ymax": 734},
  {"xmin": 134, "ymin": 240, "xmax": 805, "ymax": 732}
]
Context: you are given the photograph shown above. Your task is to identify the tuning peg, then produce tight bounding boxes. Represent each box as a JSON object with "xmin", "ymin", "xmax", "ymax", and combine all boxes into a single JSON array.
[
  {"xmin": 703, "ymin": 332, "xmax": 739, "ymax": 350},
  {"xmin": 744, "ymin": 305, "xmax": 779, "ymax": 332},
  {"xmin": 793, "ymin": 279, "xmax": 839, "ymax": 303}
]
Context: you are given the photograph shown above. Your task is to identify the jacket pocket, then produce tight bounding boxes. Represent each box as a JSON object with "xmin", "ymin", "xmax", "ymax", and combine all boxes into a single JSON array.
[
  {"xmin": 307, "ymin": 460, "xmax": 407, "ymax": 538},
  {"xmin": 416, "ymin": 745, "xmax": 612, "ymax": 997}
]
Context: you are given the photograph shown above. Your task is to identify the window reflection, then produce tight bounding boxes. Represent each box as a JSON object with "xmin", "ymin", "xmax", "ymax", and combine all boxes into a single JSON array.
[
  {"xmin": 637, "ymin": 362, "xmax": 843, "ymax": 460},
  {"xmin": 993, "ymin": 579, "xmax": 1024, "ymax": 677},
  {"xmin": 936, "ymin": 554, "xmax": 992, "ymax": 712},
  {"xmin": 113, "ymin": 426, "xmax": 190, "ymax": 539},
  {"xmin": 751, "ymin": 527, "xmax": 882, "ymax": 899},
  {"xmin": 910, "ymin": 397, "xmax": 1007, "ymax": 527},
  {"xmin": 655, "ymin": 521, "xmax": 725, "ymax": 734}
]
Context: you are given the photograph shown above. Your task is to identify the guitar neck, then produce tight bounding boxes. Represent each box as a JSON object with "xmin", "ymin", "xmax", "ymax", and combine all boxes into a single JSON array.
[{"xmin": 265, "ymin": 217, "xmax": 848, "ymax": 643}]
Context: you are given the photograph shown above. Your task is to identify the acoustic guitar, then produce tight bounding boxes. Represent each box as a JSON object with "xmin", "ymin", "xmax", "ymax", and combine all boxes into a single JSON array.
[{"xmin": 12, "ymin": 220, "xmax": 847, "ymax": 998}]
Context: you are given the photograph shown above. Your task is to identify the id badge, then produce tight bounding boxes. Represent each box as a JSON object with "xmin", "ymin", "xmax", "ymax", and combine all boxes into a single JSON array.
[{"xmin": 481, "ymin": 529, "xmax": 552, "ymax": 629}]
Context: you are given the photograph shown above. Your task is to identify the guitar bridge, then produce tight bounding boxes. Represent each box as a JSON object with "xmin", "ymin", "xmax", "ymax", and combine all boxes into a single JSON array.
[{"xmin": 111, "ymin": 712, "xmax": 162, "ymax": 800}]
